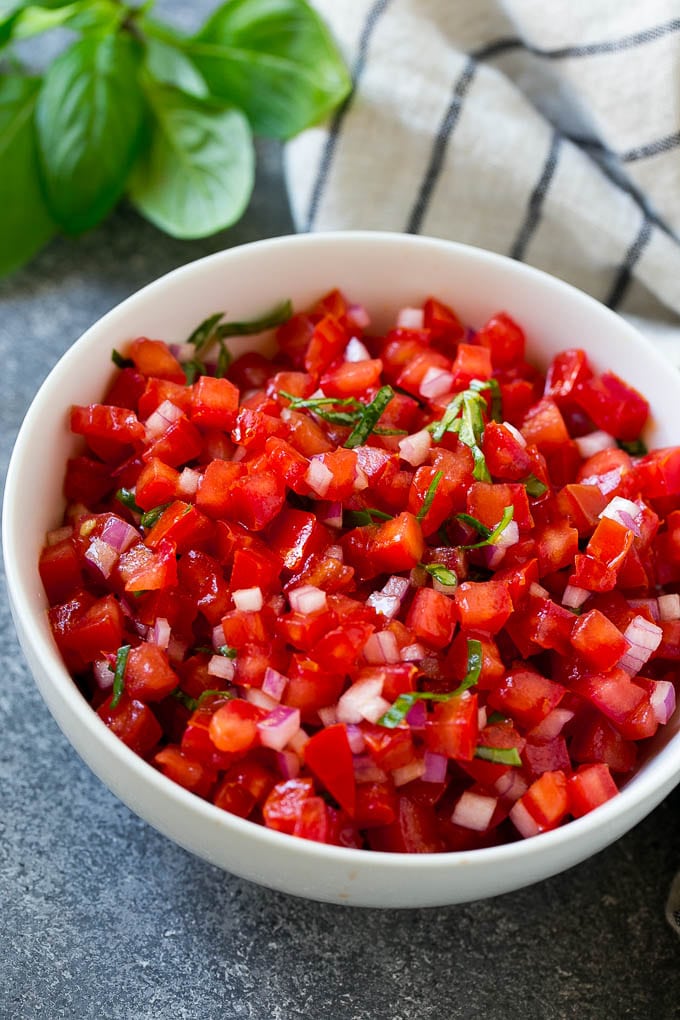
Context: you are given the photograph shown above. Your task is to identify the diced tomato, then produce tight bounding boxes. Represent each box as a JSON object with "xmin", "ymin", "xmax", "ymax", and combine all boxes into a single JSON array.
[
  {"xmin": 304, "ymin": 724, "xmax": 356, "ymax": 815},
  {"xmin": 143, "ymin": 416, "xmax": 203, "ymax": 467},
  {"xmin": 117, "ymin": 537, "xmax": 178, "ymax": 592},
  {"xmin": 154, "ymin": 745, "xmax": 216, "ymax": 798},
  {"xmin": 405, "ymin": 588, "xmax": 457, "ymax": 650},
  {"xmin": 520, "ymin": 770, "xmax": 569, "ymax": 830},
  {"xmin": 423, "ymin": 297, "xmax": 465, "ymax": 344},
  {"xmin": 482, "ymin": 422, "xmax": 533, "ymax": 480},
  {"xmin": 39, "ymin": 537, "xmax": 82, "ymax": 604},
  {"xmin": 425, "ymin": 693, "xmax": 478, "ymax": 760},
  {"xmin": 567, "ymin": 763, "xmax": 618, "ymax": 818},
  {"xmin": 487, "ymin": 668, "xmax": 565, "ymax": 729},
  {"xmin": 476, "ymin": 312, "xmax": 525, "ymax": 368},
  {"xmin": 570, "ymin": 609, "xmax": 628, "ymax": 672},
  {"xmin": 97, "ymin": 693, "xmax": 162, "ymax": 756},
  {"xmin": 263, "ymin": 778, "xmax": 316, "ymax": 834},
  {"xmin": 304, "ymin": 314, "xmax": 349, "ymax": 376},
  {"xmin": 544, "ymin": 348, "xmax": 592, "ymax": 403},
  {"xmin": 209, "ymin": 698, "xmax": 263, "ymax": 753},
  {"xmin": 135, "ymin": 458, "xmax": 180, "ymax": 511},
  {"xmin": 128, "ymin": 337, "xmax": 186, "ymax": 383},
  {"xmin": 124, "ymin": 643, "xmax": 180, "ymax": 702},
  {"xmin": 368, "ymin": 795, "xmax": 445, "ymax": 852},
  {"xmin": 453, "ymin": 581, "xmax": 513, "ymax": 634},
  {"xmin": 573, "ymin": 371, "xmax": 648, "ymax": 441},
  {"xmin": 70, "ymin": 404, "xmax": 145, "ymax": 446}
]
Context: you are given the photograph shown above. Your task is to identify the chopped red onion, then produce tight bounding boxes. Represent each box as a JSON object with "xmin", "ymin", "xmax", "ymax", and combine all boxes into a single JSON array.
[
  {"xmin": 287, "ymin": 727, "xmax": 310, "ymax": 754},
  {"xmin": 178, "ymin": 467, "xmax": 201, "ymax": 497},
  {"xmin": 366, "ymin": 593, "xmax": 401, "ymax": 618},
  {"xmin": 392, "ymin": 759, "xmax": 426, "ymax": 787},
  {"xmin": 562, "ymin": 584, "xmax": 589, "ymax": 609},
  {"xmin": 289, "ymin": 584, "xmax": 327, "ymax": 615},
  {"xmin": 46, "ymin": 525, "xmax": 73, "ymax": 546},
  {"xmin": 345, "ymin": 724, "xmax": 366, "ymax": 754},
  {"xmin": 305, "ymin": 457, "xmax": 333, "ymax": 497},
  {"xmin": 101, "ymin": 516, "xmax": 139, "ymax": 553},
  {"xmin": 649, "ymin": 679, "xmax": 676, "ymax": 724},
  {"xmin": 276, "ymin": 750, "xmax": 300, "ymax": 780},
  {"xmin": 353, "ymin": 465, "xmax": 369, "ymax": 491},
  {"xmin": 398, "ymin": 429, "xmax": 432, "ymax": 467},
  {"xmin": 317, "ymin": 502, "xmax": 343, "ymax": 528},
  {"xmin": 211, "ymin": 623, "xmax": 225, "ymax": 650},
  {"xmin": 93, "ymin": 659, "xmax": 114, "ymax": 690},
  {"xmin": 529, "ymin": 707, "xmax": 575, "ymax": 742},
  {"xmin": 232, "ymin": 586, "xmax": 263, "ymax": 612},
  {"xmin": 145, "ymin": 399, "xmax": 183, "ymax": 438},
  {"xmin": 529, "ymin": 581, "xmax": 550, "ymax": 599},
  {"xmin": 170, "ymin": 341, "xmax": 196, "ymax": 363},
  {"xmin": 337, "ymin": 675, "xmax": 384, "ymax": 724},
  {"xmin": 478, "ymin": 705, "xmax": 488, "ymax": 729},
  {"xmin": 494, "ymin": 519, "xmax": 519, "ymax": 549},
  {"xmin": 231, "ymin": 445, "xmax": 247, "ymax": 462},
  {"xmin": 422, "ymin": 751, "xmax": 448, "ymax": 783},
  {"xmin": 401, "ymin": 642, "xmax": 426, "ymax": 662},
  {"xmin": 420, "ymin": 367, "xmax": 455, "ymax": 400},
  {"xmin": 325, "ymin": 545, "xmax": 344, "ymax": 561},
  {"xmin": 405, "ymin": 700, "xmax": 427, "ymax": 730},
  {"xmin": 167, "ymin": 635, "xmax": 188, "ymax": 663},
  {"xmin": 502, "ymin": 421, "xmax": 527, "ymax": 447},
  {"xmin": 627, "ymin": 597, "xmax": 660, "ymax": 622},
  {"xmin": 396, "ymin": 306, "xmax": 424, "ymax": 330},
  {"xmin": 383, "ymin": 575, "xmax": 410, "ymax": 600},
  {"xmin": 479, "ymin": 544, "xmax": 506, "ymax": 570},
  {"xmin": 658, "ymin": 594, "xmax": 680, "ymax": 621},
  {"xmin": 317, "ymin": 705, "xmax": 338, "ymax": 727},
  {"xmin": 363, "ymin": 630, "xmax": 400, "ymax": 664},
  {"xmin": 509, "ymin": 799, "xmax": 541, "ymax": 837},
  {"xmin": 575, "ymin": 430, "xmax": 616, "ymax": 458},
  {"xmin": 246, "ymin": 687, "xmax": 278, "ymax": 711},
  {"xmin": 599, "ymin": 496, "xmax": 642, "ymax": 536},
  {"xmin": 618, "ymin": 615, "xmax": 663, "ymax": 675},
  {"xmin": 452, "ymin": 791, "xmax": 497, "ymax": 832},
  {"xmin": 257, "ymin": 705, "xmax": 301, "ymax": 751},
  {"xmin": 150, "ymin": 617, "xmax": 171, "ymax": 650},
  {"xmin": 495, "ymin": 771, "xmax": 528, "ymax": 803},
  {"xmin": 84, "ymin": 538, "xmax": 119, "ymax": 579},
  {"xmin": 353, "ymin": 756, "xmax": 388, "ymax": 784},
  {"xmin": 208, "ymin": 655, "xmax": 235, "ymax": 681},
  {"xmin": 262, "ymin": 667, "xmax": 288, "ymax": 701},
  {"xmin": 344, "ymin": 336, "xmax": 371, "ymax": 362},
  {"xmin": 348, "ymin": 303, "xmax": 370, "ymax": 330}
]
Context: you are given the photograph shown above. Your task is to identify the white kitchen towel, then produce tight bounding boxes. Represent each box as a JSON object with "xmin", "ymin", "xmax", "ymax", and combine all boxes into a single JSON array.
[{"xmin": 285, "ymin": 0, "xmax": 680, "ymax": 363}]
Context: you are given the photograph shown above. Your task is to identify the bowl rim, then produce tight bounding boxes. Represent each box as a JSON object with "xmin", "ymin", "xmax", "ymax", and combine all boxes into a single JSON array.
[{"xmin": 4, "ymin": 229, "xmax": 680, "ymax": 876}]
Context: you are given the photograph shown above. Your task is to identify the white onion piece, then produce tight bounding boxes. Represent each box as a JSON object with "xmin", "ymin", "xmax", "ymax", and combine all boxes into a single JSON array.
[
  {"xmin": 287, "ymin": 728, "xmax": 309, "ymax": 754},
  {"xmin": 384, "ymin": 575, "xmax": 410, "ymax": 599},
  {"xmin": 93, "ymin": 659, "xmax": 114, "ymax": 690},
  {"xmin": 208, "ymin": 655, "xmax": 235, "ymax": 681},
  {"xmin": 276, "ymin": 750, "xmax": 300, "ymax": 780},
  {"xmin": 658, "ymin": 593, "xmax": 680, "ymax": 621},
  {"xmin": 305, "ymin": 458, "xmax": 333, "ymax": 497},
  {"xmin": 494, "ymin": 519, "xmax": 519, "ymax": 549},
  {"xmin": 172, "ymin": 342, "xmax": 197, "ymax": 363},
  {"xmin": 422, "ymin": 751, "xmax": 448, "ymax": 784},
  {"xmin": 317, "ymin": 705, "xmax": 338, "ymax": 727},
  {"xmin": 401, "ymin": 642, "xmax": 427, "ymax": 662},
  {"xmin": 452, "ymin": 791, "xmax": 497, "ymax": 832},
  {"xmin": 618, "ymin": 615, "xmax": 663, "ymax": 675},
  {"xmin": 353, "ymin": 465, "xmax": 369, "ymax": 492},
  {"xmin": 392, "ymin": 759, "xmax": 426, "ymax": 787},
  {"xmin": 502, "ymin": 421, "xmax": 527, "ymax": 447},
  {"xmin": 84, "ymin": 538, "xmax": 119, "ymax": 579},
  {"xmin": 257, "ymin": 706, "xmax": 301, "ymax": 751},
  {"xmin": 397, "ymin": 306, "xmax": 424, "ymax": 330},
  {"xmin": 420, "ymin": 367, "xmax": 455, "ymax": 400},
  {"xmin": 145, "ymin": 399, "xmax": 183, "ymax": 438},
  {"xmin": 150, "ymin": 617, "xmax": 171, "ymax": 650},
  {"xmin": 178, "ymin": 468, "xmax": 201, "ymax": 497},
  {"xmin": 353, "ymin": 756, "xmax": 388, "ymax": 784},
  {"xmin": 574, "ymin": 430, "xmax": 616, "ymax": 458},
  {"xmin": 398, "ymin": 429, "xmax": 432, "ymax": 467},
  {"xmin": 649, "ymin": 680, "xmax": 676, "ymax": 724},
  {"xmin": 432, "ymin": 576, "xmax": 457, "ymax": 596},
  {"xmin": 232, "ymin": 587, "xmax": 263, "ymax": 612},
  {"xmin": 366, "ymin": 593, "xmax": 401, "ymax": 619},
  {"xmin": 361, "ymin": 695, "xmax": 393, "ymax": 724},
  {"xmin": 599, "ymin": 495, "xmax": 641, "ymax": 536},
  {"xmin": 262, "ymin": 667, "xmax": 288, "ymax": 701},
  {"xmin": 529, "ymin": 582, "xmax": 550, "ymax": 599},
  {"xmin": 529, "ymin": 707, "xmax": 575, "ymax": 742},
  {"xmin": 562, "ymin": 584, "xmax": 590, "ymax": 609},
  {"xmin": 344, "ymin": 336, "xmax": 371, "ymax": 362},
  {"xmin": 289, "ymin": 584, "xmax": 327, "ymax": 615},
  {"xmin": 509, "ymin": 799, "xmax": 541, "ymax": 838},
  {"xmin": 495, "ymin": 772, "xmax": 528, "ymax": 802},
  {"xmin": 337, "ymin": 675, "xmax": 384, "ymax": 724},
  {"xmin": 246, "ymin": 687, "xmax": 278, "ymax": 711},
  {"xmin": 478, "ymin": 706, "xmax": 488, "ymax": 730},
  {"xmin": 345, "ymin": 724, "xmax": 366, "ymax": 754},
  {"xmin": 46, "ymin": 525, "xmax": 73, "ymax": 546},
  {"xmin": 363, "ymin": 630, "xmax": 400, "ymax": 664}
]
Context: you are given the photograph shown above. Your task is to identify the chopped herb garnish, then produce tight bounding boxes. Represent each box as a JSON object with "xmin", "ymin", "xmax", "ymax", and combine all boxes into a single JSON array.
[
  {"xmin": 197, "ymin": 688, "xmax": 235, "ymax": 706},
  {"xmin": 424, "ymin": 563, "xmax": 458, "ymax": 587},
  {"xmin": 171, "ymin": 688, "xmax": 199, "ymax": 712},
  {"xmin": 116, "ymin": 488, "xmax": 142, "ymax": 514},
  {"xmin": 111, "ymin": 349, "xmax": 134, "ymax": 369},
  {"xmin": 618, "ymin": 437, "xmax": 648, "ymax": 456},
  {"xmin": 186, "ymin": 311, "xmax": 224, "ymax": 353},
  {"xmin": 345, "ymin": 507, "xmax": 394, "ymax": 527},
  {"xmin": 416, "ymin": 470, "xmax": 443, "ymax": 522},
  {"xmin": 474, "ymin": 745, "xmax": 522, "ymax": 766},
  {"xmin": 216, "ymin": 299, "xmax": 293, "ymax": 339},
  {"xmin": 110, "ymin": 644, "xmax": 131, "ymax": 709},
  {"xmin": 486, "ymin": 711, "xmax": 508, "ymax": 725},
  {"xmin": 217, "ymin": 645, "xmax": 238, "ymax": 659},
  {"xmin": 378, "ymin": 639, "xmax": 483, "ymax": 728},
  {"xmin": 470, "ymin": 378, "xmax": 502, "ymax": 422},
  {"xmin": 457, "ymin": 505, "xmax": 514, "ymax": 550},
  {"xmin": 428, "ymin": 384, "xmax": 492, "ymax": 481},
  {"xmin": 182, "ymin": 359, "xmax": 206, "ymax": 385},
  {"xmin": 524, "ymin": 473, "xmax": 549, "ymax": 498},
  {"xmin": 344, "ymin": 385, "xmax": 395, "ymax": 449},
  {"xmin": 140, "ymin": 502, "xmax": 173, "ymax": 530},
  {"xmin": 216, "ymin": 343, "xmax": 232, "ymax": 379}
]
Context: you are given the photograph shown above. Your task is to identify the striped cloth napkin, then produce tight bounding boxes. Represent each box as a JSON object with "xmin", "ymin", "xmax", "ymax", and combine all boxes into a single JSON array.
[
  {"xmin": 285, "ymin": 0, "xmax": 680, "ymax": 363},
  {"xmin": 284, "ymin": 0, "xmax": 680, "ymax": 931}
]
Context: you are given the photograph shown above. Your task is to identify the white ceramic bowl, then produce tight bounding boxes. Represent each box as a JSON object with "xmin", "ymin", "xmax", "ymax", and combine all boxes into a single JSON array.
[{"xmin": 4, "ymin": 232, "xmax": 680, "ymax": 907}]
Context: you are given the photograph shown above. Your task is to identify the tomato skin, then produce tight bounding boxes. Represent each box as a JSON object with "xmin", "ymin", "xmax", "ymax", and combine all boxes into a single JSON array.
[
  {"xmin": 117, "ymin": 538, "xmax": 178, "ymax": 592},
  {"xmin": 282, "ymin": 656, "xmax": 345, "ymax": 722},
  {"xmin": 144, "ymin": 501, "xmax": 214, "ymax": 554},
  {"xmin": 476, "ymin": 312, "xmax": 525, "ymax": 368},
  {"xmin": 39, "ymin": 538, "xmax": 82, "ymax": 604},
  {"xmin": 304, "ymin": 314, "xmax": 349, "ymax": 376},
  {"xmin": 482, "ymin": 422, "xmax": 533, "ymax": 480},
  {"xmin": 545, "ymin": 348, "xmax": 592, "ymax": 403},
  {"xmin": 304, "ymin": 724, "xmax": 356, "ymax": 816},
  {"xmin": 70, "ymin": 404, "xmax": 145, "ymax": 446},
  {"xmin": 573, "ymin": 371, "xmax": 648, "ymax": 441},
  {"xmin": 321, "ymin": 359, "xmax": 383, "ymax": 397},
  {"xmin": 135, "ymin": 457, "xmax": 180, "ymax": 511},
  {"xmin": 453, "ymin": 581, "xmax": 513, "ymax": 634},
  {"xmin": 567, "ymin": 763, "xmax": 618, "ymax": 818},
  {"xmin": 425, "ymin": 693, "xmax": 478, "ymax": 760},
  {"xmin": 423, "ymin": 296, "xmax": 465, "ymax": 344},
  {"xmin": 367, "ymin": 795, "xmax": 445, "ymax": 853},
  {"xmin": 570, "ymin": 609, "xmax": 628, "ymax": 672},
  {"xmin": 128, "ymin": 337, "xmax": 185, "ymax": 383},
  {"xmin": 190, "ymin": 375, "xmax": 239, "ymax": 430},
  {"xmin": 267, "ymin": 507, "xmax": 329, "ymax": 572},
  {"xmin": 125, "ymin": 643, "xmax": 180, "ymax": 703},
  {"xmin": 520, "ymin": 770, "xmax": 569, "ymax": 830},
  {"xmin": 154, "ymin": 745, "xmax": 216, "ymax": 798},
  {"xmin": 487, "ymin": 668, "xmax": 565, "ymax": 729},
  {"xmin": 405, "ymin": 588, "xmax": 457, "ymax": 650},
  {"xmin": 209, "ymin": 699, "xmax": 263, "ymax": 753},
  {"xmin": 263, "ymin": 778, "xmax": 316, "ymax": 834},
  {"xmin": 97, "ymin": 693, "xmax": 162, "ymax": 757},
  {"xmin": 177, "ymin": 550, "xmax": 231, "ymax": 626}
]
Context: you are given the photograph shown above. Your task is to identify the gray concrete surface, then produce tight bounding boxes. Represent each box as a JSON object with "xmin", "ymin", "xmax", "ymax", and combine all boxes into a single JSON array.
[{"xmin": 2, "ymin": 5, "xmax": 680, "ymax": 1017}]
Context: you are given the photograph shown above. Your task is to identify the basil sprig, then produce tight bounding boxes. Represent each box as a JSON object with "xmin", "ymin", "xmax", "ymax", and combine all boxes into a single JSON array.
[
  {"xmin": 0, "ymin": 1, "xmax": 349, "ymax": 277},
  {"xmin": 183, "ymin": 300, "xmax": 292, "ymax": 382},
  {"xmin": 416, "ymin": 470, "xmax": 443, "ymax": 522},
  {"xmin": 456, "ymin": 505, "xmax": 514, "ymax": 549},
  {"xmin": 280, "ymin": 385, "xmax": 396, "ymax": 446},
  {"xmin": 378, "ymin": 639, "xmax": 483, "ymax": 728},
  {"xmin": 428, "ymin": 382, "xmax": 495, "ymax": 482},
  {"xmin": 110, "ymin": 644, "xmax": 131, "ymax": 709}
]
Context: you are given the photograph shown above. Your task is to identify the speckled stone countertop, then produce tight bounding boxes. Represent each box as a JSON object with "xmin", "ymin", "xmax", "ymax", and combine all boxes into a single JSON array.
[{"xmin": 2, "ymin": 10, "xmax": 680, "ymax": 1016}]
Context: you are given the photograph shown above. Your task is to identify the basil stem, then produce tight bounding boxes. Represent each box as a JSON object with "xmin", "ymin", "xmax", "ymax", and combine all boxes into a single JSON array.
[
  {"xmin": 110, "ymin": 644, "xmax": 131, "ymax": 709},
  {"xmin": 470, "ymin": 377, "xmax": 502, "ymax": 422},
  {"xmin": 458, "ymin": 505, "xmax": 514, "ymax": 549},
  {"xmin": 345, "ymin": 507, "xmax": 394, "ymax": 527},
  {"xmin": 116, "ymin": 488, "xmax": 142, "ymax": 514},
  {"xmin": 378, "ymin": 639, "xmax": 483, "ymax": 728},
  {"xmin": 140, "ymin": 501, "xmax": 173, "ymax": 530},
  {"xmin": 186, "ymin": 311, "xmax": 224, "ymax": 353},
  {"xmin": 344, "ymin": 385, "xmax": 395, "ymax": 448}
]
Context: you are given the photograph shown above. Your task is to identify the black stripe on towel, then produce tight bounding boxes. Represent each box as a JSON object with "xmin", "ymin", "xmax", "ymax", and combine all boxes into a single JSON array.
[
  {"xmin": 620, "ymin": 130, "xmax": 680, "ymax": 163},
  {"xmin": 605, "ymin": 215, "xmax": 654, "ymax": 309},
  {"xmin": 304, "ymin": 0, "xmax": 393, "ymax": 231},
  {"xmin": 510, "ymin": 130, "xmax": 562, "ymax": 261},
  {"xmin": 405, "ymin": 58, "xmax": 477, "ymax": 235}
]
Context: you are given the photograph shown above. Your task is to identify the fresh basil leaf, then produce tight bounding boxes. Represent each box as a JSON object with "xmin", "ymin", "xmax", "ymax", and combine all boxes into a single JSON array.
[
  {"xmin": 216, "ymin": 299, "xmax": 293, "ymax": 337},
  {"xmin": 618, "ymin": 437, "xmax": 647, "ymax": 456},
  {"xmin": 171, "ymin": 688, "xmax": 199, "ymax": 712},
  {"xmin": 424, "ymin": 563, "xmax": 458, "ymax": 587},
  {"xmin": 128, "ymin": 81, "xmax": 254, "ymax": 239},
  {"xmin": 345, "ymin": 385, "xmax": 394, "ymax": 449},
  {"xmin": 115, "ymin": 487, "xmax": 142, "ymax": 513},
  {"xmin": 36, "ymin": 33, "xmax": 145, "ymax": 233},
  {"xmin": 110, "ymin": 644, "xmax": 131, "ymax": 709},
  {"xmin": 144, "ymin": 36, "xmax": 209, "ymax": 98},
  {"xmin": 140, "ymin": 501, "xmax": 173, "ymax": 529},
  {"xmin": 0, "ymin": 75, "xmax": 56, "ymax": 276},
  {"xmin": 474, "ymin": 745, "xmax": 522, "ymax": 766},
  {"xmin": 217, "ymin": 644, "xmax": 237, "ymax": 658},
  {"xmin": 0, "ymin": 0, "xmax": 72, "ymax": 47},
  {"xmin": 11, "ymin": 1, "xmax": 122, "ymax": 39},
  {"xmin": 416, "ymin": 470, "xmax": 443, "ymax": 522},
  {"xmin": 188, "ymin": 0, "xmax": 351, "ymax": 139},
  {"xmin": 111, "ymin": 349, "xmax": 134, "ymax": 369},
  {"xmin": 187, "ymin": 311, "xmax": 224, "ymax": 349},
  {"xmin": 524, "ymin": 473, "xmax": 548, "ymax": 498},
  {"xmin": 460, "ymin": 505, "xmax": 514, "ymax": 550},
  {"xmin": 216, "ymin": 342, "xmax": 231, "ymax": 378},
  {"xmin": 379, "ymin": 639, "xmax": 482, "ymax": 727}
]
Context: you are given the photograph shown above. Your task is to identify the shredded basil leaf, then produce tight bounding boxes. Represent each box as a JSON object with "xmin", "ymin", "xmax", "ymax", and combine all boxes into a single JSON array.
[
  {"xmin": 618, "ymin": 437, "xmax": 648, "ymax": 456},
  {"xmin": 475, "ymin": 745, "xmax": 522, "ymax": 766},
  {"xmin": 428, "ymin": 384, "xmax": 492, "ymax": 480},
  {"xmin": 425, "ymin": 563, "xmax": 458, "ymax": 587},
  {"xmin": 455, "ymin": 512, "xmax": 491, "ymax": 539},
  {"xmin": 171, "ymin": 688, "xmax": 199, "ymax": 712},
  {"xmin": 458, "ymin": 505, "xmax": 514, "ymax": 550},
  {"xmin": 110, "ymin": 644, "xmax": 131, "ymax": 709},
  {"xmin": 186, "ymin": 311, "xmax": 224, "ymax": 353},
  {"xmin": 416, "ymin": 470, "xmax": 443, "ymax": 522},
  {"xmin": 216, "ymin": 342, "xmax": 232, "ymax": 379},
  {"xmin": 216, "ymin": 299, "xmax": 293, "ymax": 339},
  {"xmin": 378, "ymin": 638, "xmax": 483, "ymax": 728},
  {"xmin": 111, "ymin": 349, "xmax": 134, "ymax": 369},
  {"xmin": 217, "ymin": 645, "xmax": 238, "ymax": 659},
  {"xmin": 344, "ymin": 385, "xmax": 395, "ymax": 449},
  {"xmin": 182, "ymin": 358, "xmax": 206, "ymax": 385},
  {"xmin": 345, "ymin": 507, "xmax": 393, "ymax": 527},
  {"xmin": 524, "ymin": 473, "xmax": 548, "ymax": 498},
  {"xmin": 140, "ymin": 502, "xmax": 173, "ymax": 530},
  {"xmin": 470, "ymin": 377, "xmax": 502, "ymax": 422},
  {"xmin": 197, "ymin": 688, "xmax": 235, "ymax": 706},
  {"xmin": 116, "ymin": 488, "xmax": 142, "ymax": 514},
  {"xmin": 486, "ymin": 711, "xmax": 508, "ymax": 725}
]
